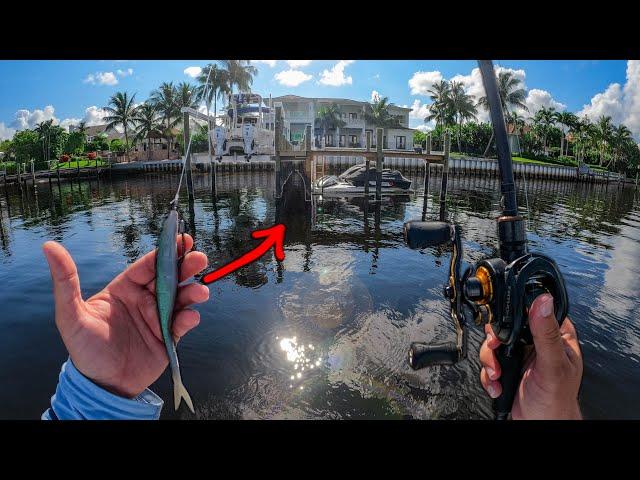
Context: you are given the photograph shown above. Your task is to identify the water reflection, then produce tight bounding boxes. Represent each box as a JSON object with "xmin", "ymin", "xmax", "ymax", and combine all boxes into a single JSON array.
[{"xmin": 0, "ymin": 171, "xmax": 639, "ymax": 419}]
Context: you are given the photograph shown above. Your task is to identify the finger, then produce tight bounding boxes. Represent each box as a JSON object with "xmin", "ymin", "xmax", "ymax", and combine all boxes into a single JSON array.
[
  {"xmin": 560, "ymin": 318, "xmax": 582, "ymax": 365},
  {"xmin": 480, "ymin": 367, "xmax": 502, "ymax": 399},
  {"xmin": 529, "ymin": 293, "xmax": 566, "ymax": 376},
  {"xmin": 180, "ymin": 251, "xmax": 208, "ymax": 282},
  {"xmin": 484, "ymin": 324, "xmax": 502, "ymax": 350},
  {"xmin": 479, "ymin": 340, "xmax": 501, "ymax": 380},
  {"xmin": 125, "ymin": 234, "xmax": 194, "ymax": 287},
  {"xmin": 42, "ymin": 241, "xmax": 84, "ymax": 333},
  {"xmin": 172, "ymin": 308, "xmax": 200, "ymax": 342},
  {"xmin": 175, "ymin": 283, "xmax": 210, "ymax": 310}
]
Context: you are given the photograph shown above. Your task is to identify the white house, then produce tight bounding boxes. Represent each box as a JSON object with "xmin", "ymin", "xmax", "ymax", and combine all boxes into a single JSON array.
[{"xmin": 271, "ymin": 95, "xmax": 416, "ymax": 150}]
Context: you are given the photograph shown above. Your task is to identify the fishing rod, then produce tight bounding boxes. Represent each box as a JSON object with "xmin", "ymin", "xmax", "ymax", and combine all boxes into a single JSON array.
[{"xmin": 403, "ymin": 60, "xmax": 569, "ymax": 420}]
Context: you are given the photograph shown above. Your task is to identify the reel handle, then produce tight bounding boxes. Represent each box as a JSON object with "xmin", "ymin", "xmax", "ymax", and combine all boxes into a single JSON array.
[
  {"xmin": 404, "ymin": 221, "xmax": 452, "ymax": 249},
  {"xmin": 493, "ymin": 341, "xmax": 524, "ymax": 420},
  {"xmin": 408, "ymin": 341, "xmax": 460, "ymax": 369}
]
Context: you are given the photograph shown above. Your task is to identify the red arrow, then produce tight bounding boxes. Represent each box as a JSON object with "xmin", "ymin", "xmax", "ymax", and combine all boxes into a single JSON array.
[{"xmin": 199, "ymin": 224, "xmax": 286, "ymax": 285}]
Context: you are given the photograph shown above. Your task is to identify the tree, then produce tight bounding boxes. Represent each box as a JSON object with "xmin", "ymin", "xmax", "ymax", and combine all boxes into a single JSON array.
[
  {"xmin": 219, "ymin": 60, "xmax": 257, "ymax": 94},
  {"xmin": 196, "ymin": 64, "xmax": 231, "ymax": 129},
  {"xmin": 315, "ymin": 103, "xmax": 345, "ymax": 146},
  {"xmin": 64, "ymin": 131, "xmax": 86, "ymax": 155},
  {"xmin": 533, "ymin": 107, "xmax": 557, "ymax": 156},
  {"xmin": 553, "ymin": 111, "xmax": 578, "ymax": 156},
  {"xmin": 149, "ymin": 82, "xmax": 179, "ymax": 159},
  {"xmin": 424, "ymin": 80, "xmax": 453, "ymax": 129},
  {"xmin": 76, "ymin": 120, "xmax": 88, "ymax": 136},
  {"xmin": 363, "ymin": 94, "xmax": 401, "ymax": 147},
  {"xmin": 133, "ymin": 103, "xmax": 161, "ymax": 161},
  {"xmin": 478, "ymin": 70, "xmax": 529, "ymax": 157},
  {"xmin": 103, "ymin": 92, "xmax": 138, "ymax": 162},
  {"xmin": 11, "ymin": 129, "xmax": 40, "ymax": 164},
  {"xmin": 594, "ymin": 115, "xmax": 613, "ymax": 166},
  {"xmin": 610, "ymin": 124, "xmax": 632, "ymax": 170},
  {"xmin": 449, "ymin": 81, "xmax": 477, "ymax": 152}
]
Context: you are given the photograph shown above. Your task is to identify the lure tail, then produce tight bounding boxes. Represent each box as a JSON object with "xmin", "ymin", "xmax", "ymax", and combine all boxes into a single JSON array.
[{"xmin": 172, "ymin": 370, "xmax": 195, "ymax": 414}]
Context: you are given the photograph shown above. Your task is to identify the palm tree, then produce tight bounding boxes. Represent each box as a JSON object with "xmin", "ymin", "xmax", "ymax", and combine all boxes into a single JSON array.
[
  {"xmin": 219, "ymin": 60, "xmax": 257, "ymax": 94},
  {"xmin": 594, "ymin": 115, "xmax": 614, "ymax": 166},
  {"xmin": 133, "ymin": 103, "xmax": 161, "ymax": 161},
  {"xmin": 315, "ymin": 103, "xmax": 345, "ymax": 147},
  {"xmin": 76, "ymin": 120, "xmax": 88, "ymax": 136},
  {"xmin": 533, "ymin": 107, "xmax": 556, "ymax": 156},
  {"xmin": 196, "ymin": 64, "xmax": 231, "ymax": 127},
  {"xmin": 424, "ymin": 80, "xmax": 453, "ymax": 129},
  {"xmin": 149, "ymin": 82, "xmax": 180, "ymax": 159},
  {"xmin": 478, "ymin": 70, "xmax": 529, "ymax": 157},
  {"xmin": 449, "ymin": 81, "xmax": 477, "ymax": 152},
  {"xmin": 103, "ymin": 92, "xmax": 138, "ymax": 162},
  {"xmin": 553, "ymin": 111, "xmax": 578, "ymax": 156},
  {"xmin": 610, "ymin": 123, "xmax": 632, "ymax": 169},
  {"xmin": 363, "ymin": 95, "xmax": 401, "ymax": 148},
  {"xmin": 34, "ymin": 119, "xmax": 55, "ymax": 163}
]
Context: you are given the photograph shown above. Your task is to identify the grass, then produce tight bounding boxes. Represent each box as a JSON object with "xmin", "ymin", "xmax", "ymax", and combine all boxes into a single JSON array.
[{"xmin": 54, "ymin": 160, "xmax": 107, "ymax": 169}]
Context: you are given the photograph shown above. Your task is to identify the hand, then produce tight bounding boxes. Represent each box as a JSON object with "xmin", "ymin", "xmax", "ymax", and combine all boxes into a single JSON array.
[
  {"xmin": 42, "ymin": 235, "xmax": 210, "ymax": 399},
  {"xmin": 479, "ymin": 293, "xmax": 583, "ymax": 420}
]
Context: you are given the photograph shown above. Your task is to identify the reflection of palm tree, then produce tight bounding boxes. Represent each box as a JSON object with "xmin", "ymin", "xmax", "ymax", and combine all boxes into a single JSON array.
[
  {"xmin": 478, "ymin": 70, "xmax": 528, "ymax": 157},
  {"xmin": 103, "ymin": 91, "xmax": 138, "ymax": 162},
  {"xmin": 315, "ymin": 104, "xmax": 345, "ymax": 147}
]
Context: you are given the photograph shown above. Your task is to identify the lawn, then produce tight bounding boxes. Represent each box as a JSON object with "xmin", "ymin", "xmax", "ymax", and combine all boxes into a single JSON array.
[{"xmin": 54, "ymin": 160, "xmax": 107, "ymax": 169}]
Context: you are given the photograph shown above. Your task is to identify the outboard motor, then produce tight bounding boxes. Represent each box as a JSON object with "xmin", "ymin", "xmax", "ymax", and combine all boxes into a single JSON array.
[
  {"xmin": 243, "ymin": 123, "xmax": 255, "ymax": 161},
  {"xmin": 214, "ymin": 126, "xmax": 226, "ymax": 160}
]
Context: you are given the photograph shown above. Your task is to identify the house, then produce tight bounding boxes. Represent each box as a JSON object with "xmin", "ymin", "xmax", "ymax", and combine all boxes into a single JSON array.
[
  {"xmin": 271, "ymin": 95, "xmax": 416, "ymax": 150},
  {"xmin": 69, "ymin": 124, "xmax": 125, "ymax": 143}
]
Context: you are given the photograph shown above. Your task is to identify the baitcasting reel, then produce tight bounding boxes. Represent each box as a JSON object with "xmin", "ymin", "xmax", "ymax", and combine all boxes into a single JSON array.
[{"xmin": 403, "ymin": 219, "xmax": 569, "ymax": 408}]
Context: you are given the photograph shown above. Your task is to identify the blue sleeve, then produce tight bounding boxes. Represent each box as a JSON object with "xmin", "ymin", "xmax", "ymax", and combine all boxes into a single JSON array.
[{"xmin": 42, "ymin": 358, "xmax": 164, "ymax": 420}]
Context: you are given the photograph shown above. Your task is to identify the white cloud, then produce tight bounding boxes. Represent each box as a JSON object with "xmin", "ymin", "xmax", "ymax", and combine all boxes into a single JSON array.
[
  {"xmin": 373, "ymin": 73, "xmax": 380, "ymax": 80},
  {"xmin": 81, "ymin": 106, "xmax": 109, "ymax": 126},
  {"xmin": 408, "ymin": 71, "xmax": 444, "ymax": 95},
  {"xmin": 60, "ymin": 118, "xmax": 81, "ymax": 131},
  {"xmin": 407, "ymin": 99, "xmax": 431, "ymax": 120},
  {"xmin": 0, "ymin": 122, "xmax": 16, "ymax": 141},
  {"xmin": 84, "ymin": 71, "xmax": 119, "ymax": 86},
  {"xmin": 183, "ymin": 66, "xmax": 202, "ymax": 78},
  {"xmin": 522, "ymin": 88, "xmax": 566, "ymax": 116},
  {"xmin": 116, "ymin": 68, "xmax": 133, "ymax": 77},
  {"xmin": 252, "ymin": 60, "xmax": 277, "ymax": 67},
  {"xmin": 577, "ymin": 60, "xmax": 640, "ymax": 140},
  {"xmin": 286, "ymin": 60, "xmax": 312, "ymax": 68},
  {"xmin": 415, "ymin": 124, "xmax": 434, "ymax": 132},
  {"xmin": 274, "ymin": 69, "xmax": 313, "ymax": 87},
  {"xmin": 11, "ymin": 105, "xmax": 58, "ymax": 130},
  {"xmin": 371, "ymin": 90, "xmax": 380, "ymax": 102},
  {"xmin": 318, "ymin": 60, "xmax": 354, "ymax": 86}
]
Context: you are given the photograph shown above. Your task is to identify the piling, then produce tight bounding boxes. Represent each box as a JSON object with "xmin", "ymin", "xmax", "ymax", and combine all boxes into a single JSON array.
[
  {"xmin": 439, "ymin": 131, "xmax": 451, "ymax": 221},
  {"xmin": 183, "ymin": 110, "xmax": 194, "ymax": 203},
  {"xmin": 375, "ymin": 128, "xmax": 383, "ymax": 201},
  {"xmin": 365, "ymin": 131, "xmax": 372, "ymax": 197},
  {"xmin": 275, "ymin": 106, "xmax": 283, "ymax": 197},
  {"xmin": 426, "ymin": 134, "xmax": 432, "ymax": 155}
]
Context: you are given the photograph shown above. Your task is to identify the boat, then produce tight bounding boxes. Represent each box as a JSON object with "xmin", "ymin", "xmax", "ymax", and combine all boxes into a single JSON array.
[
  {"xmin": 313, "ymin": 163, "xmax": 412, "ymax": 196},
  {"xmin": 212, "ymin": 93, "xmax": 275, "ymax": 160}
]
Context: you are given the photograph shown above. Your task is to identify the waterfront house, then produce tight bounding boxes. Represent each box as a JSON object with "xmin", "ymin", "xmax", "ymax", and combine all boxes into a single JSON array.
[{"xmin": 271, "ymin": 95, "xmax": 416, "ymax": 150}]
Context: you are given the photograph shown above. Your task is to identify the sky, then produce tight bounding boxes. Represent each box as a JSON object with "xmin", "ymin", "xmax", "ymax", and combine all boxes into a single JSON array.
[{"xmin": 0, "ymin": 59, "xmax": 638, "ymax": 141}]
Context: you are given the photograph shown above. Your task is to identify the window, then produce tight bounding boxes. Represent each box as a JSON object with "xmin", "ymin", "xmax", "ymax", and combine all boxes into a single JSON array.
[
  {"xmin": 349, "ymin": 112, "xmax": 357, "ymax": 122},
  {"xmin": 325, "ymin": 134, "xmax": 334, "ymax": 146},
  {"xmin": 350, "ymin": 135, "xmax": 358, "ymax": 147},
  {"xmin": 339, "ymin": 135, "xmax": 346, "ymax": 147},
  {"xmin": 396, "ymin": 136, "xmax": 406, "ymax": 149}
]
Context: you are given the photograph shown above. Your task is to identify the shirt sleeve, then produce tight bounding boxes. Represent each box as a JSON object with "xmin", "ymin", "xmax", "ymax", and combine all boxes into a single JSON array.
[{"xmin": 42, "ymin": 358, "xmax": 164, "ymax": 420}]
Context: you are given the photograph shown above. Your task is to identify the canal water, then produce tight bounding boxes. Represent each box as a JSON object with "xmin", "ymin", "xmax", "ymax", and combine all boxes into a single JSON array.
[{"xmin": 0, "ymin": 170, "xmax": 639, "ymax": 419}]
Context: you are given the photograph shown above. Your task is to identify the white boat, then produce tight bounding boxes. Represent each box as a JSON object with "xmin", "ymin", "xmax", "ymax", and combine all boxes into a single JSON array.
[
  {"xmin": 212, "ymin": 93, "xmax": 275, "ymax": 160},
  {"xmin": 313, "ymin": 164, "xmax": 412, "ymax": 197}
]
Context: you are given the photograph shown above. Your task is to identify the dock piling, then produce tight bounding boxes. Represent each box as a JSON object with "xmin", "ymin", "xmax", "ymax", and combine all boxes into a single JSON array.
[{"xmin": 375, "ymin": 128, "xmax": 383, "ymax": 201}]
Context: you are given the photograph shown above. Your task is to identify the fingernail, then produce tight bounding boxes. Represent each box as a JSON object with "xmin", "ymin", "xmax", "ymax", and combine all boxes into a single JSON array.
[
  {"xmin": 487, "ymin": 384, "xmax": 498, "ymax": 398},
  {"xmin": 486, "ymin": 367, "xmax": 496, "ymax": 379},
  {"xmin": 540, "ymin": 295, "xmax": 554, "ymax": 318}
]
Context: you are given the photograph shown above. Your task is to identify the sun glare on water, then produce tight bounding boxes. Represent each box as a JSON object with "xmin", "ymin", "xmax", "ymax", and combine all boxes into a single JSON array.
[{"xmin": 278, "ymin": 336, "xmax": 323, "ymax": 388}]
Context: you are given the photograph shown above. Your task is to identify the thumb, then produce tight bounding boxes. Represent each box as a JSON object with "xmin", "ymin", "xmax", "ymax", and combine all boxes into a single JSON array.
[
  {"xmin": 529, "ymin": 293, "xmax": 565, "ymax": 376},
  {"xmin": 42, "ymin": 241, "xmax": 84, "ymax": 333}
]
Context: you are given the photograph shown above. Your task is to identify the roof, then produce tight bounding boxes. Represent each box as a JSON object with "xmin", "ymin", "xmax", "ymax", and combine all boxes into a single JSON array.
[{"xmin": 271, "ymin": 95, "xmax": 412, "ymax": 111}]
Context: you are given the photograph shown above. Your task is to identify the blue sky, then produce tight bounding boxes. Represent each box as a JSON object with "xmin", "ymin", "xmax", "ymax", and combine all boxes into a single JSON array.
[{"xmin": 0, "ymin": 60, "xmax": 636, "ymax": 140}]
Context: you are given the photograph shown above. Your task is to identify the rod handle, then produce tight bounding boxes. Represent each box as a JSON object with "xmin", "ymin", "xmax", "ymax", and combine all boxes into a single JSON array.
[{"xmin": 493, "ymin": 341, "xmax": 524, "ymax": 420}]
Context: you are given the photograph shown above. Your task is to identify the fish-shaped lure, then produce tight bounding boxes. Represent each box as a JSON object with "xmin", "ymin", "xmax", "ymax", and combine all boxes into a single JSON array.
[{"xmin": 155, "ymin": 206, "xmax": 194, "ymax": 413}]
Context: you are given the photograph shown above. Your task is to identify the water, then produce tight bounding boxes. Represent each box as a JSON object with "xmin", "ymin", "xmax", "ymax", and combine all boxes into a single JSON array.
[{"xmin": 1, "ymin": 170, "xmax": 639, "ymax": 419}]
